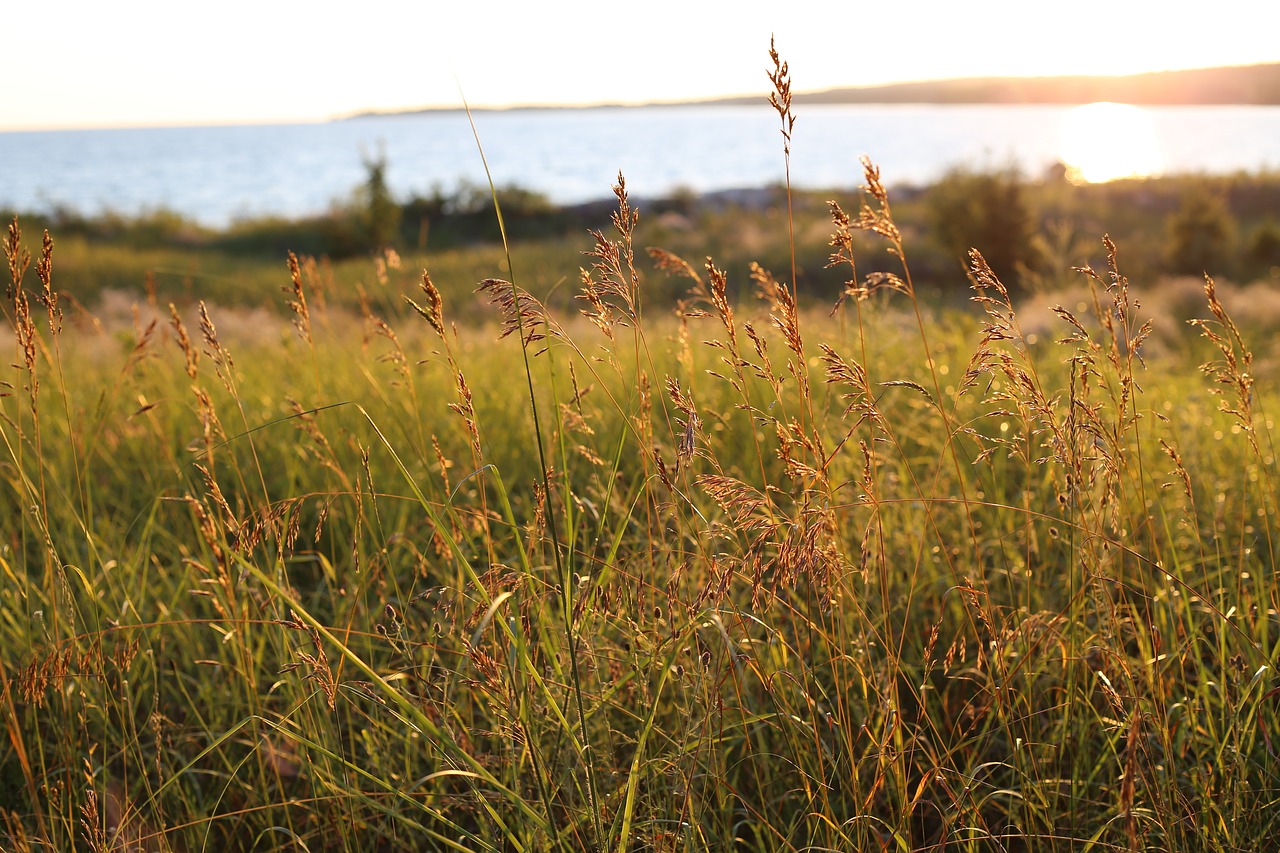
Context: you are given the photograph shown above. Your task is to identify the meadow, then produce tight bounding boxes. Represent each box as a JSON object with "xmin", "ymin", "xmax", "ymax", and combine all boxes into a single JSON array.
[{"xmin": 3, "ymin": 66, "xmax": 1280, "ymax": 851}]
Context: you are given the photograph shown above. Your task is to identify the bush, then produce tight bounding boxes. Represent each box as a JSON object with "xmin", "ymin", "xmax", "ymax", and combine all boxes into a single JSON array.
[
  {"xmin": 1246, "ymin": 217, "xmax": 1280, "ymax": 274},
  {"xmin": 1166, "ymin": 185, "xmax": 1237, "ymax": 276},
  {"xmin": 925, "ymin": 165, "xmax": 1037, "ymax": 285}
]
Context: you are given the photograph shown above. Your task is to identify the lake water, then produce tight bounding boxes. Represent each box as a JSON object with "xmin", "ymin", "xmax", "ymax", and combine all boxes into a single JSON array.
[{"xmin": 3, "ymin": 104, "xmax": 1280, "ymax": 227}]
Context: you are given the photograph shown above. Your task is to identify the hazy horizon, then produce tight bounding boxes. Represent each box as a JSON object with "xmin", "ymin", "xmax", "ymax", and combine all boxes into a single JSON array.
[
  {"xmin": 9, "ymin": 61, "xmax": 1280, "ymax": 135},
  {"xmin": 9, "ymin": 0, "xmax": 1280, "ymax": 133}
]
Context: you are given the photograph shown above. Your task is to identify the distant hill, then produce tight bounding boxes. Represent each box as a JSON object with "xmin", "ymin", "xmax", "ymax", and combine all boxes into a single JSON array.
[
  {"xmin": 713, "ymin": 63, "xmax": 1280, "ymax": 107},
  {"xmin": 351, "ymin": 64, "xmax": 1280, "ymax": 119}
]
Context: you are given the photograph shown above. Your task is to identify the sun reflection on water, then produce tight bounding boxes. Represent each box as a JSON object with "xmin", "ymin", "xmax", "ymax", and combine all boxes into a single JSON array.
[{"xmin": 1059, "ymin": 102, "xmax": 1164, "ymax": 183}]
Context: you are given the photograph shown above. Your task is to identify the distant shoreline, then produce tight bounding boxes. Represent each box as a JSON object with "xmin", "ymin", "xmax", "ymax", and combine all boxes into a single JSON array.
[{"xmin": 346, "ymin": 63, "xmax": 1280, "ymax": 119}]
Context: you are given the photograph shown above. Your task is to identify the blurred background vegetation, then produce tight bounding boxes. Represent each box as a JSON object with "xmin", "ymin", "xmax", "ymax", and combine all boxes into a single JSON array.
[{"xmin": 7, "ymin": 155, "xmax": 1280, "ymax": 323}]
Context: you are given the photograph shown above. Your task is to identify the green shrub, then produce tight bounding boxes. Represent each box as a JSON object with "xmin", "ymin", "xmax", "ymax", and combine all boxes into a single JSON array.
[
  {"xmin": 1167, "ymin": 184, "xmax": 1238, "ymax": 276},
  {"xmin": 925, "ymin": 164, "xmax": 1038, "ymax": 285}
]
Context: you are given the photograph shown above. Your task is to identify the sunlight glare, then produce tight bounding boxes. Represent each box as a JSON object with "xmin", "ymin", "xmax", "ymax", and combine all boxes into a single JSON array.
[{"xmin": 1058, "ymin": 102, "xmax": 1164, "ymax": 183}]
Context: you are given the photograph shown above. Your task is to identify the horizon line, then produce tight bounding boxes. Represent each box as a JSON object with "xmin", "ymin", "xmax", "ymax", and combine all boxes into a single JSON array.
[{"xmin": 5, "ymin": 60, "xmax": 1278, "ymax": 134}]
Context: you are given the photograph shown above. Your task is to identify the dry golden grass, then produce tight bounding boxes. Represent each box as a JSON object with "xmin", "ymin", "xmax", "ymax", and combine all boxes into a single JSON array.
[{"xmin": 3, "ymin": 42, "xmax": 1280, "ymax": 853}]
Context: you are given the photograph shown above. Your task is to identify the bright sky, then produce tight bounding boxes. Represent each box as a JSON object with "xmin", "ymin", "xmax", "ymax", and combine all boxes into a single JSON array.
[{"xmin": 8, "ymin": 0, "xmax": 1280, "ymax": 131}]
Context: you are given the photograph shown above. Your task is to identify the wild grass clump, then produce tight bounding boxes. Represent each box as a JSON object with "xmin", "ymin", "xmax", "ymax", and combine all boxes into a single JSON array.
[{"xmin": 3, "ymin": 48, "xmax": 1280, "ymax": 853}]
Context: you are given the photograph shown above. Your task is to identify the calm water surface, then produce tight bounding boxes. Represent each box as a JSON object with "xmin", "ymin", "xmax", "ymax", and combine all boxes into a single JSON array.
[{"xmin": 3, "ymin": 105, "xmax": 1280, "ymax": 227}]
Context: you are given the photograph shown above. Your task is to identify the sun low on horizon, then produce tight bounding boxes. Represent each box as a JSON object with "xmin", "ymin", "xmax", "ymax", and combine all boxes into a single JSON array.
[
  {"xmin": 1058, "ymin": 102, "xmax": 1166, "ymax": 183},
  {"xmin": 6, "ymin": 0, "xmax": 1280, "ymax": 133}
]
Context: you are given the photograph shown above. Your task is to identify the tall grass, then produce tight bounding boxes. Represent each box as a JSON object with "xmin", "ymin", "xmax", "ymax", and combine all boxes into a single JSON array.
[{"xmin": 3, "ymin": 48, "xmax": 1280, "ymax": 852}]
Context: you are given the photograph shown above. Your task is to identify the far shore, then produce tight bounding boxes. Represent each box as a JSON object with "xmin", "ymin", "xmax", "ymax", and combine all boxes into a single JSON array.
[{"xmin": 344, "ymin": 62, "xmax": 1280, "ymax": 119}]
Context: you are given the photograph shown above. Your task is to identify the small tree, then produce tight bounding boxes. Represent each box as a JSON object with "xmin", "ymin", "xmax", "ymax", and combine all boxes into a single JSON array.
[
  {"xmin": 1167, "ymin": 187, "xmax": 1236, "ymax": 277},
  {"xmin": 357, "ymin": 147, "xmax": 401, "ymax": 251},
  {"xmin": 926, "ymin": 165, "xmax": 1037, "ymax": 286}
]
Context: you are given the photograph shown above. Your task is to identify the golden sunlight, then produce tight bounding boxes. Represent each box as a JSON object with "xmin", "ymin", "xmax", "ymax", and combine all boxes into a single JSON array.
[{"xmin": 1058, "ymin": 102, "xmax": 1164, "ymax": 183}]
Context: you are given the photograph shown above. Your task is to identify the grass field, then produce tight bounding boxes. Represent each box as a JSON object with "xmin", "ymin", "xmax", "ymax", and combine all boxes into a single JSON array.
[{"xmin": 3, "ymin": 69, "xmax": 1280, "ymax": 851}]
